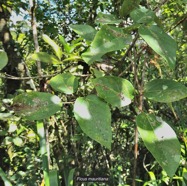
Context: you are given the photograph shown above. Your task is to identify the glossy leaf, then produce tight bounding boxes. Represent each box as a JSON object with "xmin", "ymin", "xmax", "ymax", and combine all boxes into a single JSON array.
[
  {"xmin": 73, "ymin": 95, "xmax": 112, "ymax": 149},
  {"xmin": 130, "ymin": 6, "xmax": 157, "ymax": 24},
  {"xmin": 139, "ymin": 25, "xmax": 177, "ymax": 69},
  {"xmin": 92, "ymin": 76, "xmax": 134, "ymax": 107},
  {"xmin": 70, "ymin": 24, "xmax": 97, "ymax": 41},
  {"xmin": 29, "ymin": 52, "xmax": 61, "ymax": 64},
  {"xmin": 82, "ymin": 25, "xmax": 132, "ymax": 65},
  {"xmin": 144, "ymin": 79, "xmax": 187, "ymax": 102},
  {"xmin": 42, "ymin": 34, "xmax": 63, "ymax": 60},
  {"xmin": 95, "ymin": 12, "xmax": 122, "ymax": 25},
  {"xmin": 12, "ymin": 92, "xmax": 62, "ymax": 121},
  {"xmin": 136, "ymin": 113, "xmax": 181, "ymax": 177},
  {"xmin": 0, "ymin": 50, "xmax": 8, "ymax": 70},
  {"xmin": 49, "ymin": 73, "xmax": 79, "ymax": 94}
]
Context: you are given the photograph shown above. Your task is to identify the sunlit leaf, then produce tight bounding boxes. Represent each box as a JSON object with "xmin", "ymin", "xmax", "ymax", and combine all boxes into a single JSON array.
[
  {"xmin": 82, "ymin": 25, "xmax": 132, "ymax": 65},
  {"xmin": 95, "ymin": 12, "xmax": 122, "ymax": 24},
  {"xmin": 12, "ymin": 92, "xmax": 62, "ymax": 121},
  {"xmin": 70, "ymin": 24, "xmax": 97, "ymax": 41},
  {"xmin": 49, "ymin": 73, "xmax": 79, "ymax": 94},
  {"xmin": 136, "ymin": 113, "xmax": 181, "ymax": 177},
  {"xmin": 73, "ymin": 95, "xmax": 112, "ymax": 149},
  {"xmin": 92, "ymin": 76, "xmax": 134, "ymax": 107},
  {"xmin": 13, "ymin": 137, "xmax": 23, "ymax": 147},
  {"xmin": 42, "ymin": 34, "xmax": 63, "ymax": 60},
  {"xmin": 139, "ymin": 25, "xmax": 177, "ymax": 69},
  {"xmin": 58, "ymin": 35, "xmax": 72, "ymax": 53},
  {"xmin": 0, "ymin": 50, "xmax": 8, "ymax": 70},
  {"xmin": 130, "ymin": 6, "xmax": 157, "ymax": 24},
  {"xmin": 29, "ymin": 52, "xmax": 61, "ymax": 64},
  {"xmin": 144, "ymin": 79, "xmax": 187, "ymax": 102}
]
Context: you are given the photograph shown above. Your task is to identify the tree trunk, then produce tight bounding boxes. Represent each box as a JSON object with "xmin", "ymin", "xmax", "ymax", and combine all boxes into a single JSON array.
[{"xmin": 0, "ymin": 3, "xmax": 22, "ymax": 95}]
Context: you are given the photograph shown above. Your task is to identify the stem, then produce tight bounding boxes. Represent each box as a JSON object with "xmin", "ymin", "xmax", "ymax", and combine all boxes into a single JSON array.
[
  {"xmin": 37, "ymin": 121, "xmax": 50, "ymax": 186},
  {"xmin": 30, "ymin": 0, "xmax": 42, "ymax": 77}
]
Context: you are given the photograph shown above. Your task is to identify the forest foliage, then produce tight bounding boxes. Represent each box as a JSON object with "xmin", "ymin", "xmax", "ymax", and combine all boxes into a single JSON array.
[{"xmin": 0, "ymin": 0, "xmax": 187, "ymax": 185}]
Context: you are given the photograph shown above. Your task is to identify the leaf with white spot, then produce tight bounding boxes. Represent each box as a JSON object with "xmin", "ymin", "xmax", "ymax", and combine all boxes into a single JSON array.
[
  {"xmin": 144, "ymin": 79, "xmax": 187, "ymax": 103},
  {"xmin": 73, "ymin": 95, "xmax": 112, "ymax": 149},
  {"xmin": 92, "ymin": 76, "xmax": 134, "ymax": 108},
  {"xmin": 12, "ymin": 92, "xmax": 62, "ymax": 121},
  {"xmin": 136, "ymin": 113, "xmax": 181, "ymax": 177}
]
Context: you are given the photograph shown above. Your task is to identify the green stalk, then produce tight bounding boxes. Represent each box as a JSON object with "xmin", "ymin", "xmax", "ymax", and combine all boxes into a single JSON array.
[
  {"xmin": 37, "ymin": 121, "xmax": 50, "ymax": 186},
  {"xmin": 0, "ymin": 167, "xmax": 12, "ymax": 186}
]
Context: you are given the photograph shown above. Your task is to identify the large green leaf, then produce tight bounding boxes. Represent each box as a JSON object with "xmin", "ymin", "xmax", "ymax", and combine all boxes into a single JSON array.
[
  {"xmin": 82, "ymin": 25, "xmax": 132, "ymax": 65},
  {"xmin": 70, "ymin": 25, "xmax": 97, "ymax": 41},
  {"xmin": 92, "ymin": 76, "xmax": 134, "ymax": 107},
  {"xmin": 95, "ymin": 12, "xmax": 122, "ymax": 25},
  {"xmin": 0, "ymin": 50, "xmax": 8, "ymax": 70},
  {"xmin": 130, "ymin": 6, "xmax": 158, "ymax": 24},
  {"xmin": 42, "ymin": 34, "xmax": 63, "ymax": 60},
  {"xmin": 144, "ymin": 79, "xmax": 187, "ymax": 103},
  {"xmin": 136, "ymin": 113, "xmax": 181, "ymax": 177},
  {"xmin": 49, "ymin": 73, "xmax": 79, "ymax": 94},
  {"xmin": 73, "ymin": 95, "xmax": 112, "ymax": 149},
  {"xmin": 12, "ymin": 92, "xmax": 62, "ymax": 121},
  {"xmin": 29, "ymin": 52, "xmax": 61, "ymax": 64},
  {"xmin": 139, "ymin": 25, "xmax": 177, "ymax": 69}
]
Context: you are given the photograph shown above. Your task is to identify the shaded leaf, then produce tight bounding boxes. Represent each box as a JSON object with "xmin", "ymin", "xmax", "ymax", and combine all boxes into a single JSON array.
[
  {"xmin": 70, "ymin": 24, "xmax": 97, "ymax": 41},
  {"xmin": 82, "ymin": 25, "xmax": 132, "ymax": 65},
  {"xmin": 12, "ymin": 92, "xmax": 62, "ymax": 121},
  {"xmin": 49, "ymin": 73, "xmax": 79, "ymax": 94},
  {"xmin": 92, "ymin": 76, "xmax": 134, "ymax": 107},
  {"xmin": 0, "ymin": 50, "xmax": 8, "ymax": 70},
  {"xmin": 139, "ymin": 25, "xmax": 177, "ymax": 69},
  {"xmin": 29, "ymin": 52, "xmax": 61, "ymax": 64},
  {"xmin": 144, "ymin": 79, "xmax": 187, "ymax": 102},
  {"xmin": 42, "ymin": 34, "xmax": 63, "ymax": 60},
  {"xmin": 136, "ymin": 113, "xmax": 181, "ymax": 177},
  {"xmin": 95, "ymin": 12, "xmax": 122, "ymax": 25},
  {"xmin": 73, "ymin": 95, "xmax": 112, "ymax": 149},
  {"xmin": 119, "ymin": 0, "xmax": 140, "ymax": 18}
]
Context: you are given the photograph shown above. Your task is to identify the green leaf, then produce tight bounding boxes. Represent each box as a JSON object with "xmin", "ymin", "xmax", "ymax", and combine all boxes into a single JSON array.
[
  {"xmin": 29, "ymin": 52, "xmax": 61, "ymax": 64},
  {"xmin": 119, "ymin": 0, "xmax": 140, "ymax": 18},
  {"xmin": 136, "ymin": 113, "xmax": 181, "ymax": 177},
  {"xmin": 95, "ymin": 12, "xmax": 122, "ymax": 25},
  {"xmin": 0, "ymin": 50, "xmax": 8, "ymax": 70},
  {"xmin": 13, "ymin": 137, "xmax": 23, "ymax": 147},
  {"xmin": 70, "ymin": 24, "xmax": 97, "ymax": 41},
  {"xmin": 58, "ymin": 35, "xmax": 72, "ymax": 53},
  {"xmin": 92, "ymin": 76, "xmax": 134, "ymax": 107},
  {"xmin": 49, "ymin": 170, "xmax": 60, "ymax": 186},
  {"xmin": 42, "ymin": 34, "xmax": 63, "ymax": 60},
  {"xmin": 49, "ymin": 73, "xmax": 79, "ymax": 94},
  {"xmin": 144, "ymin": 79, "xmax": 187, "ymax": 103},
  {"xmin": 12, "ymin": 92, "xmax": 62, "ymax": 121},
  {"xmin": 73, "ymin": 95, "xmax": 112, "ymax": 149},
  {"xmin": 82, "ymin": 25, "xmax": 132, "ymax": 65},
  {"xmin": 130, "ymin": 6, "xmax": 157, "ymax": 24},
  {"xmin": 139, "ymin": 25, "xmax": 177, "ymax": 69}
]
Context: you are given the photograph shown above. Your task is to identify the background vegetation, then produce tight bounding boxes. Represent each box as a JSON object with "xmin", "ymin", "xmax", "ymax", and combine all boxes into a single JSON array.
[{"xmin": 0, "ymin": 0, "xmax": 187, "ymax": 185}]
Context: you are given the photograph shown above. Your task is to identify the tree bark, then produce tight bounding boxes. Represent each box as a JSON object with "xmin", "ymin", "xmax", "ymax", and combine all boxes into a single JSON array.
[{"xmin": 0, "ymin": 3, "xmax": 22, "ymax": 95}]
